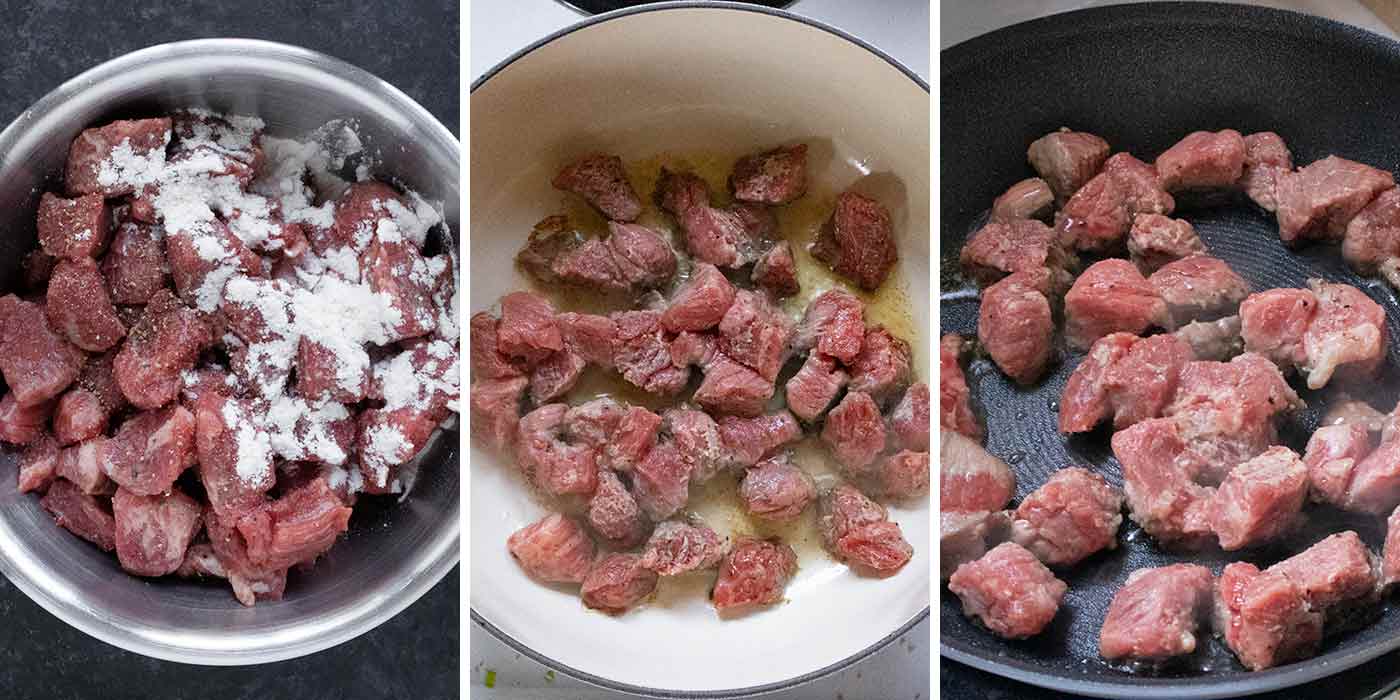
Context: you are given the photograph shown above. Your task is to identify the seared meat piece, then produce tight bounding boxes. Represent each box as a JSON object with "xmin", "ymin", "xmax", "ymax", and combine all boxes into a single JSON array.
[
  {"xmin": 822, "ymin": 392, "xmax": 887, "ymax": 475},
  {"xmin": 1058, "ymin": 332, "xmax": 1191, "ymax": 433},
  {"xmin": 719, "ymin": 411, "xmax": 802, "ymax": 469},
  {"xmin": 1111, "ymin": 417, "xmax": 1217, "ymax": 547},
  {"xmin": 552, "ymin": 154, "xmax": 642, "ymax": 222},
  {"xmin": 1064, "ymin": 259, "xmax": 1169, "ymax": 350},
  {"xmin": 819, "ymin": 483, "xmax": 913, "ymax": 577},
  {"xmin": 1098, "ymin": 564, "xmax": 1214, "ymax": 662},
  {"xmin": 612, "ymin": 310, "xmax": 691, "ymax": 396},
  {"xmin": 507, "ymin": 512, "xmax": 595, "ymax": 584},
  {"xmin": 1026, "ymin": 128, "xmax": 1110, "ymax": 204},
  {"xmin": 990, "ymin": 177, "xmax": 1054, "ymax": 222},
  {"xmin": 940, "ymin": 509, "xmax": 1011, "ymax": 581},
  {"xmin": 940, "ymin": 431, "xmax": 1016, "ymax": 513},
  {"xmin": 751, "ymin": 241, "xmax": 800, "ymax": 298},
  {"xmin": 1127, "ymin": 214, "xmax": 1206, "ymax": 273},
  {"xmin": 661, "ymin": 262, "xmax": 735, "ymax": 332},
  {"xmin": 948, "ymin": 542, "xmax": 1067, "ymax": 639},
  {"xmin": 711, "ymin": 537, "xmax": 798, "ymax": 614},
  {"xmin": 939, "ymin": 335, "xmax": 982, "ymax": 441},
  {"xmin": 640, "ymin": 520, "xmax": 726, "ymax": 576},
  {"xmin": 1239, "ymin": 287, "xmax": 1316, "ymax": 367},
  {"xmin": 871, "ymin": 450, "xmax": 930, "ymax": 500},
  {"xmin": 1240, "ymin": 132, "xmax": 1293, "ymax": 212},
  {"xmin": 1011, "ymin": 467, "xmax": 1124, "ymax": 566},
  {"xmin": 520, "ymin": 217, "xmax": 677, "ymax": 294},
  {"xmin": 959, "ymin": 217, "xmax": 1076, "ymax": 289},
  {"xmin": 784, "ymin": 353, "xmax": 848, "ymax": 423},
  {"xmin": 889, "ymin": 382, "xmax": 930, "ymax": 452},
  {"xmin": 1208, "ymin": 446, "xmax": 1308, "ymax": 550},
  {"xmin": 739, "ymin": 454, "xmax": 817, "ymax": 522},
  {"xmin": 1339, "ymin": 430, "xmax": 1400, "ymax": 514},
  {"xmin": 470, "ymin": 311, "xmax": 525, "ymax": 380},
  {"xmin": 793, "ymin": 289, "xmax": 865, "ymax": 363},
  {"xmin": 848, "ymin": 326, "xmax": 912, "ymax": 403},
  {"xmin": 729, "ymin": 144, "xmax": 807, "ymax": 205},
  {"xmin": 1343, "ymin": 187, "xmax": 1400, "ymax": 274},
  {"xmin": 1214, "ymin": 562, "xmax": 1322, "ymax": 671},
  {"xmin": 1303, "ymin": 423, "xmax": 1373, "ymax": 508},
  {"xmin": 657, "ymin": 168, "xmax": 772, "ymax": 268},
  {"xmin": 1173, "ymin": 315, "xmax": 1243, "ymax": 361},
  {"xmin": 1270, "ymin": 531, "xmax": 1378, "ymax": 612},
  {"xmin": 979, "ymin": 268, "xmax": 1054, "ymax": 384},
  {"xmin": 1276, "ymin": 156, "xmax": 1394, "ymax": 243},
  {"xmin": 663, "ymin": 408, "xmax": 726, "ymax": 483},
  {"xmin": 588, "ymin": 470, "xmax": 650, "ymax": 549},
  {"xmin": 1155, "ymin": 129, "xmax": 1247, "ymax": 191},
  {"xmin": 1302, "ymin": 280, "xmax": 1386, "ymax": 389},
  {"xmin": 811, "ymin": 190, "xmax": 898, "ymax": 291},
  {"xmin": 581, "ymin": 553, "xmax": 658, "ymax": 614},
  {"xmin": 1148, "ymin": 255, "xmax": 1250, "ymax": 329},
  {"xmin": 1104, "ymin": 153, "xmax": 1175, "ymax": 217},
  {"xmin": 516, "ymin": 404, "xmax": 598, "ymax": 497},
  {"xmin": 717, "ymin": 289, "xmax": 794, "ymax": 382}
]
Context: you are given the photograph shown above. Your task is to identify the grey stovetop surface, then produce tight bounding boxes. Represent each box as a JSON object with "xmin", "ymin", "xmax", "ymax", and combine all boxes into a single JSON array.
[
  {"xmin": 469, "ymin": 1, "xmax": 929, "ymax": 698},
  {"xmin": 0, "ymin": 2, "xmax": 459, "ymax": 699}
]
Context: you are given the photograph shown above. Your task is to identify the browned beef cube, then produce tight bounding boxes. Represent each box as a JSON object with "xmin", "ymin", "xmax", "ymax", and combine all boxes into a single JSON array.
[
  {"xmin": 784, "ymin": 353, "xmax": 848, "ymax": 423},
  {"xmin": 751, "ymin": 241, "xmax": 800, "ymax": 298},
  {"xmin": 730, "ymin": 143, "xmax": 807, "ymax": 205},
  {"xmin": 587, "ymin": 470, "xmax": 650, "ymax": 549},
  {"xmin": 959, "ymin": 217, "xmax": 1075, "ymax": 288},
  {"xmin": 794, "ymin": 289, "xmax": 865, "ymax": 364},
  {"xmin": 553, "ymin": 154, "xmax": 642, "ymax": 222},
  {"xmin": 632, "ymin": 441, "xmax": 692, "ymax": 520},
  {"xmin": 469, "ymin": 376, "xmax": 527, "ymax": 452},
  {"xmin": 1127, "ymin": 214, "xmax": 1206, "ymax": 273},
  {"xmin": 693, "ymin": 355, "xmax": 773, "ymax": 417},
  {"xmin": 889, "ymin": 382, "xmax": 930, "ymax": 452},
  {"xmin": 718, "ymin": 289, "xmax": 793, "ymax": 382},
  {"xmin": 516, "ymin": 404, "xmax": 598, "ymax": 497},
  {"xmin": 849, "ymin": 326, "xmax": 912, "ymax": 402},
  {"xmin": 612, "ymin": 310, "xmax": 690, "ymax": 396},
  {"xmin": 640, "ymin": 519, "xmax": 725, "ymax": 576},
  {"xmin": 497, "ymin": 291, "xmax": 562, "ymax": 364},
  {"xmin": 470, "ymin": 312, "xmax": 525, "ymax": 380},
  {"xmin": 822, "ymin": 391, "xmax": 886, "ymax": 476}
]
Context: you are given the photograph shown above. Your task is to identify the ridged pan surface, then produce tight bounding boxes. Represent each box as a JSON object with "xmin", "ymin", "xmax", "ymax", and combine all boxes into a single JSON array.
[{"xmin": 942, "ymin": 3, "xmax": 1400, "ymax": 697}]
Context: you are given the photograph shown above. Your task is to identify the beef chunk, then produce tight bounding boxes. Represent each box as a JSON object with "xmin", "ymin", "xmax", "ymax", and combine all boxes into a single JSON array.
[
  {"xmin": 1215, "ymin": 562, "xmax": 1322, "ymax": 671},
  {"xmin": 516, "ymin": 404, "xmax": 598, "ymax": 497},
  {"xmin": 1099, "ymin": 564, "xmax": 1214, "ymax": 661},
  {"xmin": 1148, "ymin": 255, "xmax": 1250, "ymax": 329},
  {"xmin": 1241, "ymin": 132, "xmax": 1293, "ymax": 212},
  {"xmin": 320, "ymin": 181, "xmax": 406, "ymax": 254},
  {"xmin": 102, "ymin": 220, "xmax": 168, "ymax": 305},
  {"xmin": 822, "ymin": 391, "xmax": 886, "ymax": 475},
  {"xmin": 1209, "ymin": 446, "xmax": 1308, "ymax": 550},
  {"xmin": 204, "ymin": 506, "xmax": 287, "ymax": 606},
  {"xmin": 1103, "ymin": 153, "xmax": 1175, "ymax": 218},
  {"xmin": 1064, "ymin": 259, "xmax": 1169, "ymax": 350},
  {"xmin": 507, "ymin": 513, "xmax": 595, "ymax": 584},
  {"xmin": 784, "ymin": 353, "xmax": 848, "ymax": 423},
  {"xmin": 794, "ymin": 289, "xmax": 865, "ymax": 364},
  {"xmin": 693, "ymin": 355, "xmax": 773, "ymax": 417},
  {"xmin": 661, "ymin": 262, "xmax": 735, "ymax": 332},
  {"xmin": 657, "ymin": 169, "xmax": 771, "ymax": 267},
  {"xmin": 1012, "ymin": 467, "xmax": 1124, "ymax": 566},
  {"xmin": 640, "ymin": 520, "xmax": 726, "ymax": 575},
  {"xmin": 497, "ymin": 291, "xmax": 562, "ymax": 364},
  {"xmin": 1155, "ymin": 129, "xmax": 1247, "ymax": 191},
  {"xmin": 37, "ymin": 192, "xmax": 110, "ymax": 260},
  {"xmin": 103, "ymin": 405, "xmax": 197, "ymax": 496},
  {"xmin": 990, "ymin": 177, "xmax": 1054, "ymax": 222},
  {"xmin": 40, "ymin": 478, "xmax": 116, "ymax": 551},
  {"xmin": 656, "ymin": 168, "xmax": 710, "ymax": 217},
  {"xmin": 556, "ymin": 312, "xmax": 617, "ymax": 368},
  {"xmin": 528, "ymin": 345, "xmax": 586, "ymax": 405},
  {"xmin": 164, "ymin": 219, "xmax": 262, "ymax": 311},
  {"xmin": 612, "ymin": 310, "xmax": 690, "ymax": 396},
  {"xmin": 1128, "ymin": 214, "xmax": 1206, "ymax": 273},
  {"xmin": 1111, "ymin": 417, "xmax": 1216, "ymax": 547},
  {"xmin": 0, "ymin": 392, "xmax": 53, "ymax": 445},
  {"xmin": 1270, "ymin": 531, "xmax": 1377, "ymax": 612},
  {"xmin": 56, "ymin": 439, "xmax": 111, "ymax": 495},
  {"xmin": 1059, "ymin": 333, "xmax": 1191, "ymax": 434},
  {"xmin": 940, "ymin": 335, "xmax": 982, "ymax": 440},
  {"xmin": 948, "ymin": 542, "xmax": 1067, "ymax": 639},
  {"xmin": 940, "ymin": 431, "xmax": 1016, "ymax": 513},
  {"xmin": 711, "ymin": 537, "xmax": 798, "ymax": 614},
  {"xmin": 582, "ymin": 553, "xmax": 658, "ymax": 614},
  {"xmin": 196, "ymin": 395, "xmax": 275, "ymax": 521},
  {"xmin": 811, "ymin": 190, "xmax": 898, "ymax": 290},
  {"xmin": 114, "ymin": 290, "xmax": 213, "ymax": 409},
  {"xmin": 18, "ymin": 434, "xmax": 60, "ymax": 493},
  {"xmin": 47, "ymin": 258, "xmax": 126, "ymax": 352},
  {"xmin": 469, "ymin": 376, "xmax": 527, "ymax": 452},
  {"xmin": 739, "ymin": 454, "xmax": 816, "ymax": 522},
  {"xmin": 1276, "ymin": 156, "xmax": 1394, "ymax": 243},
  {"xmin": 718, "ymin": 411, "xmax": 802, "ymax": 469},
  {"xmin": 65, "ymin": 118, "xmax": 172, "ymax": 197},
  {"xmin": 871, "ymin": 450, "xmax": 930, "ymax": 501},
  {"xmin": 553, "ymin": 154, "xmax": 642, "ymax": 222},
  {"xmin": 112, "ymin": 487, "xmax": 202, "ymax": 577},
  {"xmin": 1343, "ymin": 186, "xmax": 1400, "ymax": 274},
  {"xmin": 1173, "ymin": 315, "xmax": 1244, "ymax": 361},
  {"xmin": 751, "ymin": 241, "xmax": 800, "ymax": 298},
  {"xmin": 1304, "ymin": 423, "xmax": 1373, "ymax": 508},
  {"xmin": 237, "ymin": 477, "xmax": 353, "ymax": 570},
  {"xmin": 663, "ymin": 408, "xmax": 726, "ymax": 484},
  {"xmin": 717, "ymin": 290, "xmax": 793, "ymax": 382},
  {"xmin": 1026, "ymin": 128, "xmax": 1110, "ymax": 203},
  {"xmin": 1239, "ymin": 287, "xmax": 1316, "ymax": 367},
  {"xmin": 1383, "ymin": 506, "xmax": 1400, "ymax": 589},
  {"xmin": 361, "ymin": 237, "xmax": 439, "ymax": 342},
  {"xmin": 978, "ymin": 268, "xmax": 1054, "ymax": 383},
  {"xmin": 849, "ymin": 326, "xmax": 912, "ymax": 403},
  {"xmin": 632, "ymin": 441, "xmax": 692, "ymax": 520},
  {"xmin": 959, "ymin": 217, "xmax": 1076, "ymax": 289},
  {"xmin": 940, "ymin": 510, "xmax": 1011, "ymax": 581},
  {"xmin": 1056, "ymin": 172, "xmax": 1129, "ymax": 253},
  {"xmin": 730, "ymin": 143, "xmax": 807, "ymax": 205},
  {"xmin": 0, "ymin": 296, "xmax": 84, "ymax": 406},
  {"xmin": 1303, "ymin": 280, "xmax": 1386, "ymax": 389},
  {"xmin": 587, "ymin": 470, "xmax": 650, "ymax": 549},
  {"xmin": 546, "ymin": 221, "xmax": 677, "ymax": 294}
]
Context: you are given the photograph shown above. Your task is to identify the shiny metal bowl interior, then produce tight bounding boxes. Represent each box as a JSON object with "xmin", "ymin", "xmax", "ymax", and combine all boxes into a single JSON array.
[{"xmin": 0, "ymin": 39, "xmax": 460, "ymax": 665}]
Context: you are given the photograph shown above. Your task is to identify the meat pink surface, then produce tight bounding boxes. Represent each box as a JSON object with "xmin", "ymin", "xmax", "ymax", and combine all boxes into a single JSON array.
[
  {"xmin": 640, "ymin": 520, "xmax": 726, "ymax": 576},
  {"xmin": 751, "ymin": 241, "xmax": 800, "ymax": 298},
  {"xmin": 939, "ymin": 336, "xmax": 982, "ymax": 440},
  {"xmin": 1241, "ymin": 132, "xmax": 1293, "ymax": 212},
  {"xmin": 1155, "ymin": 129, "xmax": 1247, "ymax": 191},
  {"xmin": 959, "ymin": 217, "xmax": 1075, "ymax": 287},
  {"xmin": 112, "ymin": 487, "xmax": 202, "ymax": 577},
  {"xmin": 739, "ymin": 455, "xmax": 816, "ymax": 522},
  {"xmin": 552, "ymin": 154, "xmax": 642, "ymax": 222},
  {"xmin": 1208, "ymin": 446, "xmax": 1308, "ymax": 550},
  {"xmin": 581, "ymin": 553, "xmax": 658, "ymax": 614},
  {"xmin": 1127, "ymin": 214, "xmax": 1206, "ymax": 273},
  {"xmin": 795, "ymin": 289, "xmax": 866, "ymax": 364},
  {"xmin": 811, "ymin": 190, "xmax": 898, "ymax": 290},
  {"xmin": 1026, "ymin": 129, "xmax": 1110, "ymax": 203},
  {"xmin": 1099, "ymin": 564, "xmax": 1214, "ymax": 661},
  {"xmin": 948, "ymin": 542, "xmax": 1067, "ymax": 639},
  {"xmin": 940, "ymin": 431, "xmax": 1016, "ymax": 513},
  {"xmin": 730, "ymin": 144, "xmax": 807, "ymax": 205},
  {"xmin": 1011, "ymin": 467, "xmax": 1124, "ymax": 566},
  {"xmin": 1064, "ymin": 259, "xmax": 1168, "ymax": 350},
  {"xmin": 822, "ymin": 392, "xmax": 887, "ymax": 475},
  {"xmin": 37, "ymin": 192, "xmax": 110, "ymax": 260},
  {"xmin": 979, "ymin": 269, "xmax": 1054, "ymax": 383},
  {"xmin": 1147, "ymin": 255, "xmax": 1250, "ymax": 329},
  {"xmin": 507, "ymin": 513, "xmax": 595, "ymax": 584},
  {"xmin": 711, "ymin": 536, "xmax": 798, "ymax": 614},
  {"xmin": 0, "ymin": 296, "xmax": 85, "ymax": 407},
  {"xmin": 1276, "ymin": 155, "xmax": 1394, "ymax": 243},
  {"xmin": 990, "ymin": 177, "xmax": 1054, "ymax": 222}
]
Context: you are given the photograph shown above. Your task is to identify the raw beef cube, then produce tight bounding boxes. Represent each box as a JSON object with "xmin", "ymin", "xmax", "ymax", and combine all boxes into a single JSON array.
[
  {"xmin": 1155, "ymin": 129, "xmax": 1247, "ymax": 191},
  {"xmin": 1012, "ymin": 467, "xmax": 1124, "ymax": 566},
  {"xmin": 669, "ymin": 330, "xmax": 719, "ymax": 369},
  {"xmin": 18, "ymin": 434, "xmax": 60, "ymax": 493},
  {"xmin": 849, "ymin": 327, "xmax": 913, "ymax": 403},
  {"xmin": 1026, "ymin": 128, "xmax": 1111, "ymax": 203},
  {"xmin": 1065, "ymin": 259, "xmax": 1169, "ymax": 350},
  {"xmin": 869, "ymin": 448, "xmax": 930, "ymax": 501},
  {"xmin": 46, "ymin": 257, "xmax": 126, "ymax": 352},
  {"xmin": 1058, "ymin": 333, "xmax": 1137, "ymax": 434},
  {"xmin": 164, "ymin": 220, "xmax": 262, "ymax": 310},
  {"xmin": 103, "ymin": 220, "xmax": 168, "ymax": 304},
  {"xmin": 1302, "ymin": 280, "xmax": 1386, "ymax": 389},
  {"xmin": 822, "ymin": 391, "xmax": 887, "ymax": 475},
  {"xmin": 1383, "ymin": 506, "xmax": 1400, "ymax": 589},
  {"xmin": 1304, "ymin": 423, "xmax": 1373, "ymax": 507},
  {"xmin": 1270, "ymin": 531, "xmax": 1377, "ymax": 611},
  {"xmin": 662, "ymin": 262, "xmax": 735, "ymax": 332},
  {"xmin": 948, "ymin": 542, "xmax": 1067, "ymax": 639},
  {"xmin": 811, "ymin": 190, "xmax": 898, "ymax": 291},
  {"xmin": 640, "ymin": 520, "xmax": 726, "ymax": 575},
  {"xmin": 941, "ymin": 509, "xmax": 1011, "ymax": 581},
  {"xmin": 103, "ymin": 405, "xmax": 197, "ymax": 496},
  {"xmin": 959, "ymin": 217, "xmax": 1076, "ymax": 289},
  {"xmin": 605, "ymin": 406, "xmax": 663, "ymax": 472},
  {"xmin": 1128, "ymin": 214, "xmax": 1207, "ymax": 273},
  {"xmin": 612, "ymin": 310, "xmax": 690, "ymax": 396},
  {"xmin": 0, "ymin": 296, "xmax": 84, "ymax": 406},
  {"xmin": 112, "ymin": 487, "xmax": 202, "ymax": 577},
  {"xmin": 1103, "ymin": 153, "xmax": 1175, "ymax": 217},
  {"xmin": 362, "ymin": 237, "xmax": 438, "ymax": 341},
  {"xmin": 632, "ymin": 441, "xmax": 692, "ymax": 520},
  {"xmin": 507, "ymin": 513, "xmax": 595, "ymax": 584},
  {"xmin": 990, "ymin": 177, "xmax": 1054, "ymax": 222},
  {"xmin": 1239, "ymin": 287, "xmax": 1316, "ymax": 366},
  {"xmin": 1098, "ymin": 564, "xmax": 1214, "ymax": 661},
  {"xmin": 1148, "ymin": 255, "xmax": 1250, "ymax": 329},
  {"xmin": 237, "ymin": 477, "xmax": 353, "ymax": 570},
  {"xmin": 196, "ymin": 395, "xmax": 275, "ymax": 521},
  {"xmin": 114, "ymin": 290, "xmax": 213, "ymax": 409},
  {"xmin": 888, "ymin": 383, "xmax": 930, "ymax": 453},
  {"xmin": 978, "ymin": 269, "xmax": 1054, "ymax": 384},
  {"xmin": 40, "ymin": 479, "xmax": 116, "ymax": 551},
  {"xmin": 1173, "ymin": 315, "xmax": 1244, "ymax": 361},
  {"xmin": 170, "ymin": 110, "xmax": 264, "ymax": 167},
  {"xmin": 528, "ymin": 345, "xmax": 585, "ymax": 405},
  {"xmin": 1215, "ymin": 562, "xmax": 1322, "ymax": 671},
  {"xmin": 553, "ymin": 154, "xmax": 642, "ymax": 222},
  {"xmin": 818, "ymin": 482, "xmax": 912, "ymax": 576},
  {"xmin": 321, "ymin": 181, "xmax": 405, "ymax": 254},
  {"xmin": 36, "ymin": 192, "xmax": 110, "ymax": 260},
  {"xmin": 204, "ymin": 506, "xmax": 287, "ymax": 606},
  {"xmin": 940, "ymin": 335, "xmax": 982, "ymax": 440},
  {"xmin": 1344, "ymin": 186, "xmax": 1400, "ymax": 274},
  {"xmin": 581, "ymin": 553, "xmax": 658, "ymax": 614},
  {"xmin": 718, "ymin": 411, "xmax": 802, "ymax": 469},
  {"xmin": 739, "ymin": 454, "xmax": 816, "ymax": 522},
  {"xmin": 22, "ymin": 249, "xmax": 55, "ymax": 291},
  {"xmin": 693, "ymin": 355, "xmax": 773, "ymax": 417},
  {"xmin": 730, "ymin": 143, "xmax": 807, "ymax": 205},
  {"xmin": 587, "ymin": 470, "xmax": 650, "ymax": 549},
  {"xmin": 497, "ymin": 291, "xmax": 563, "ymax": 364},
  {"xmin": 516, "ymin": 404, "xmax": 598, "ymax": 497},
  {"xmin": 0, "ymin": 392, "xmax": 53, "ymax": 445},
  {"xmin": 784, "ymin": 353, "xmax": 848, "ymax": 423},
  {"xmin": 1276, "ymin": 156, "xmax": 1394, "ymax": 243},
  {"xmin": 1241, "ymin": 132, "xmax": 1294, "ymax": 212},
  {"xmin": 1209, "ymin": 446, "xmax": 1308, "ymax": 550},
  {"xmin": 940, "ymin": 431, "xmax": 1016, "ymax": 513},
  {"xmin": 717, "ymin": 290, "xmax": 793, "ymax": 382},
  {"xmin": 1102, "ymin": 333, "xmax": 1192, "ymax": 429},
  {"xmin": 751, "ymin": 241, "xmax": 800, "ymax": 298},
  {"xmin": 1056, "ymin": 172, "xmax": 1130, "ymax": 252},
  {"xmin": 794, "ymin": 289, "xmax": 865, "ymax": 363},
  {"xmin": 664, "ymin": 408, "xmax": 726, "ymax": 483},
  {"xmin": 56, "ymin": 439, "xmax": 111, "ymax": 495},
  {"xmin": 557, "ymin": 312, "xmax": 617, "ymax": 369},
  {"xmin": 65, "ymin": 117, "xmax": 171, "ymax": 197},
  {"xmin": 469, "ymin": 376, "xmax": 527, "ymax": 452},
  {"xmin": 1111, "ymin": 418, "xmax": 1216, "ymax": 547},
  {"xmin": 296, "ymin": 336, "xmax": 368, "ymax": 404},
  {"xmin": 711, "ymin": 537, "xmax": 799, "ymax": 614}
]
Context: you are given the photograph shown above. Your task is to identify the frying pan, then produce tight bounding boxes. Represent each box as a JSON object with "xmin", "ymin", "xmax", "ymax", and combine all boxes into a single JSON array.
[{"xmin": 941, "ymin": 3, "xmax": 1400, "ymax": 697}]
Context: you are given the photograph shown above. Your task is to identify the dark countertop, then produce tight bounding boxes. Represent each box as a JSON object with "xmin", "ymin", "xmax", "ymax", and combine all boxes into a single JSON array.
[{"xmin": 0, "ymin": 2, "xmax": 459, "ymax": 699}]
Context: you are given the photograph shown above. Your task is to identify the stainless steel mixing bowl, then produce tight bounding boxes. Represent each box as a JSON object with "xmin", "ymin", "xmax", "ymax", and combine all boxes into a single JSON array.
[{"xmin": 0, "ymin": 39, "xmax": 460, "ymax": 665}]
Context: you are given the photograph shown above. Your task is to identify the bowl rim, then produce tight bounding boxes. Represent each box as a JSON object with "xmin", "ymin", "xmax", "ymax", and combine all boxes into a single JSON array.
[
  {"xmin": 0, "ymin": 37, "xmax": 461, "ymax": 666},
  {"xmin": 469, "ymin": 2, "xmax": 929, "ymax": 696}
]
